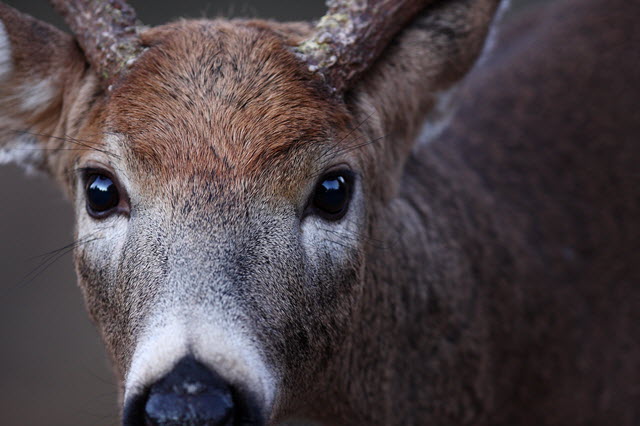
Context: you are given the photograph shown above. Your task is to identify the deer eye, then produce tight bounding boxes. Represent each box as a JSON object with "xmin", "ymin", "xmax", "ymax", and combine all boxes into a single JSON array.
[
  {"xmin": 85, "ymin": 174, "xmax": 120, "ymax": 218},
  {"xmin": 312, "ymin": 172, "xmax": 353, "ymax": 220}
]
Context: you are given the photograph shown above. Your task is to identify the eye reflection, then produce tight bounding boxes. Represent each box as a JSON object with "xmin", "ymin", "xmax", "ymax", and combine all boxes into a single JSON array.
[
  {"xmin": 86, "ymin": 174, "xmax": 119, "ymax": 216},
  {"xmin": 312, "ymin": 173, "xmax": 352, "ymax": 219}
]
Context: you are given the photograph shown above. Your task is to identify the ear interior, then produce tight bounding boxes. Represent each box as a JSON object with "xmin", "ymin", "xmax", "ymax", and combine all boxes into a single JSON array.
[
  {"xmin": 0, "ymin": 4, "xmax": 87, "ymax": 173},
  {"xmin": 0, "ymin": 19, "xmax": 11, "ymax": 80}
]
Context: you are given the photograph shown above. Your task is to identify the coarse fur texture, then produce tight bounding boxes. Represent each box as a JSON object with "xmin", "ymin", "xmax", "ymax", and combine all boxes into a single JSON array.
[
  {"xmin": 0, "ymin": 0, "xmax": 638, "ymax": 424},
  {"xmin": 50, "ymin": 0, "xmax": 144, "ymax": 85}
]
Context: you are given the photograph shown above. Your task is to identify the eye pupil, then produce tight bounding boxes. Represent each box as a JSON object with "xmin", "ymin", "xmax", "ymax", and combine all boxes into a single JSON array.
[
  {"xmin": 313, "ymin": 173, "xmax": 351, "ymax": 219},
  {"xmin": 86, "ymin": 174, "xmax": 119, "ymax": 215}
]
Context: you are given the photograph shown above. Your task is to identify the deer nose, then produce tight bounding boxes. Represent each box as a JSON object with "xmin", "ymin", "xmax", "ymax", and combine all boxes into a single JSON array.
[{"xmin": 141, "ymin": 356, "xmax": 235, "ymax": 425}]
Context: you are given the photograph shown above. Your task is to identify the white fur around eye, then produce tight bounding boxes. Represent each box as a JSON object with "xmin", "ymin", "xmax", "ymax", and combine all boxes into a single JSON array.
[
  {"xmin": 0, "ymin": 20, "xmax": 12, "ymax": 81},
  {"xmin": 300, "ymin": 180, "xmax": 363, "ymax": 266}
]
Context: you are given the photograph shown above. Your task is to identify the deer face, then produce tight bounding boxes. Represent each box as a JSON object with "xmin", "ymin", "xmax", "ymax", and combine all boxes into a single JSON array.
[
  {"xmin": 70, "ymin": 21, "xmax": 369, "ymax": 422},
  {"xmin": 0, "ymin": 0, "xmax": 501, "ymax": 423}
]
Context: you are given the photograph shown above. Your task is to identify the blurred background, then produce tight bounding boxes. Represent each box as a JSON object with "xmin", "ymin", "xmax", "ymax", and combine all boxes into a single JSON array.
[{"xmin": 1, "ymin": 0, "xmax": 550, "ymax": 424}]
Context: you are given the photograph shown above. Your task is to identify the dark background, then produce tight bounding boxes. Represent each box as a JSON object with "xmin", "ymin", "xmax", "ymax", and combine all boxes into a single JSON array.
[{"xmin": 0, "ymin": 1, "xmax": 548, "ymax": 424}]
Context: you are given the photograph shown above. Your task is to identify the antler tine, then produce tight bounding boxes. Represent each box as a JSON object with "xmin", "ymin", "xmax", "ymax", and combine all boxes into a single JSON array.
[
  {"xmin": 295, "ymin": 0, "xmax": 434, "ymax": 94},
  {"xmin": 50, "ymin": 0, "xmax": 144, "ymax": 87}
]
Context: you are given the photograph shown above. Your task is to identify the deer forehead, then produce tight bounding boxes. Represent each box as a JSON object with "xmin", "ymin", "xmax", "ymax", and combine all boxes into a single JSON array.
[{"xmin": 80, "ymin": 20, "xmax": 355, "ymax": 195}]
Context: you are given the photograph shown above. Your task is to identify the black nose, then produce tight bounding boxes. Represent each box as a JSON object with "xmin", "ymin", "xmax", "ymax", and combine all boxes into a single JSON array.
[{"xmin": 140, "ymin": 356, "xmax": 235, "ymax": 425}]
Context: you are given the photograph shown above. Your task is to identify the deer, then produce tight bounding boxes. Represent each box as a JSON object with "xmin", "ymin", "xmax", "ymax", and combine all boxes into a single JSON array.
[{"xmin": 1, "ymin": 0, "xmax": 638, "ymax": 424}]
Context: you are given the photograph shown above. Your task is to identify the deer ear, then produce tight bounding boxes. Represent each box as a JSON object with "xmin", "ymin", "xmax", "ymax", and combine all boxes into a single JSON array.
[
  {"xmin": 0, "ymin": 4, "xmax": 87, "ymax": 173},
  {"xmin": 346, "ymin": 1, "xmax": 502, "ymax": 171}
]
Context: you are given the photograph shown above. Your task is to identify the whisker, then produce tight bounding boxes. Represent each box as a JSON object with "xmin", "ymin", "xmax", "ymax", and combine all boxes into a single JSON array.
[
  {"xmin": 10, "ymin": 148, "xmax": 106, "ymax": 152},
  {"xmin": 27, "ymin": 226, "xmax": 114, "ymax": 264},
  {"xmin": 324, "ymin": 215, "xmax": 403, "ymax": 249},
  {"xmin": 324, "ymin": 238, "xmax": 353, "ymax": 250},
  {"xmin": 316, "ymin": 112, "xmax": 374, "ymax": 164},
  {"xmin": 9, "ymin": 129, "xmax": 121, "ymax": 159},
  {"xmin": 1, "ymin": 234, "xmax": 103, "ymax": 299},
  {"xmin": 72, "ymin": 164, "xmax": 128, "ymax": 177},
  {"xmin": 320, "ymin": 227, "xmax": 394, "ymax": 250},
  {"xmin": 333, "ymin": 133, "xmax": 387, "ymax": 157},
  {"xmin": 27, "ymin": 240, "xmax": 86, "ymax": 264},
  {"xmin": 309, "ymin": 133, "xmax": 387, "ymax": 180},
  {"xmin": 21, "ymin": 237, "xmax": 100, "ymax": 284},
  {"xmin": 80, "ymin": 362, "xmax": 118, "ymax": 387}
]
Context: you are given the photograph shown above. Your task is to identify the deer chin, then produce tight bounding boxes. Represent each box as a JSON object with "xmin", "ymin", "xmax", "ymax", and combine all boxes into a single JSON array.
[{"xmin": 123, "ymin": 309, "xmax": 277, "ymax": 424}]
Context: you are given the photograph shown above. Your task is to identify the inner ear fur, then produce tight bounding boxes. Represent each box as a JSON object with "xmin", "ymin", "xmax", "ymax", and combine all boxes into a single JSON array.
[
  {"xmin": 0, "ymin": 3, "xmax": 88, "ymax": 174},
  {"xmin": 345, "ymin": 0, "xmax": 502, "ymax": 188}
]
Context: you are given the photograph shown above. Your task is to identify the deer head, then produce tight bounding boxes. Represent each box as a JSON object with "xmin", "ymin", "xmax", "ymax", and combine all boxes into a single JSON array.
[{"xmin": 0, "ymin": 0, "xmax": 501, "ymax": 423}]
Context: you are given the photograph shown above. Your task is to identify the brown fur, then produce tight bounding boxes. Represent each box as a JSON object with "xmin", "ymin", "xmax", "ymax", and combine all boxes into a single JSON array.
[
  {"xmin": 109, "ymin": 20, "xmax": 353, "ymax": 186},
  {"xmin": 1, "ymin": 0, "xmax": 638, "ymax": 424}
]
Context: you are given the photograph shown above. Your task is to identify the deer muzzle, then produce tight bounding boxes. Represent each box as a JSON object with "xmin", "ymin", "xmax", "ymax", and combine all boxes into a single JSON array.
[{"xmin": 123, "ymin": 355, "xmax": 263, "ymax": 425}]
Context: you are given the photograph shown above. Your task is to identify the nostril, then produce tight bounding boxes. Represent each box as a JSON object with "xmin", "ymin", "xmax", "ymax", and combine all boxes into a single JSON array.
[{"xmin": 141, "ymin": 356, "xmax": 235, "ymax": 426}]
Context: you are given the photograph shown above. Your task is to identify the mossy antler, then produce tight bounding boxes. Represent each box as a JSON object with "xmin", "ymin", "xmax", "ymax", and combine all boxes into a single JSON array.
[
  {"xmin": 50, "ymin": 0, "xmax": 144, "ymax": 87},
  {"xmin": 295, "ymin": 0, "xmax": 433, "ymax": 94}
]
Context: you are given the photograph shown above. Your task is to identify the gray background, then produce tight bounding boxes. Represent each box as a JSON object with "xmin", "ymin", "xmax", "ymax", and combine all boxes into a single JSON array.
[{"xmin": 0, "ymin": 1, "xmax": 547, "ymax": 425}]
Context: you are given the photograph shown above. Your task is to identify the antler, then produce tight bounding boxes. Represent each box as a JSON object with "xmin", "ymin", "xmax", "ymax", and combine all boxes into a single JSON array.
[
  {"xmin": 49, "ymin": 0, "xmax": 144, "ymax": 86},
  {"xmin": 295, "ymin": 0, "xmax": 434, "ymax": 94}
]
